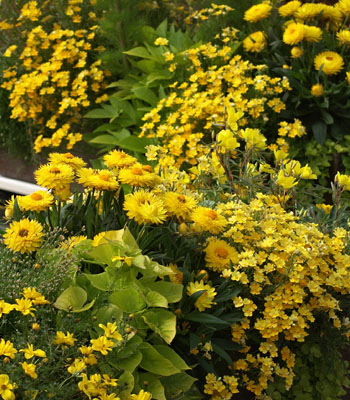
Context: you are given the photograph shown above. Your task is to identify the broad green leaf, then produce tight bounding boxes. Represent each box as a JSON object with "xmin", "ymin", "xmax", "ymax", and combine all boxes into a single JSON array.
[
  {"xmin": 118, "ymin": 350, "xmax": 143, "ymax": 373},
  {"xmin": 84, "ymin": 107, "xmax": 119, "ymax": 119},
  {"xmin": 117, "ymin": 135, "xmax": 155, "ymax": 153},
  {"xmin": 118, "ymin": 371, "xmax": 134, "ymax": 400},
  {"xmin": 88, "ymin": 243, "xmax": 117, "ymax": 267},
  {"xmin": 95, "ymin": 304, "xmax": 122, "ymax": 325},
  {"xmin": 153, "ymin": 345, "xmax": 190, "ymax": 370},
  {"xmin": 139, "ymin": 342, "xmax": 180, "ymax": 376},
  {"xmin": 132, "ymin": 87, "xmax": 159, "ymax": 106},
  {"xmin": 312, "ymin": 121, "xmax": 327, "ymax": 144},
  {"xmin": 185, "ymin": 312, "xmax": 231, "ymax": 326},
  {"xmin": 54, "ymin": 286, "xmax": 87, "ymax": 312},
  {"xmin": 161, "ymin": 372, "xmax": 197, "ymax": 398},
  {"xmin": 88, "ymin": 134, "xmax": 119, "ymax": 145},
  {"xmin": 143, "ymin": 281, "xmax": 183, "ymax": 303},
  {"xmin": 124, "ymin": 47, "xmax": 153, "ymax": 59},
  {"xmin": 118, "ymin": 335, "xmax": 143, "ymax": 358},
  {"xmin": 84, "ymin": 271, "xmax": 116, "ymax": 292},
  {"xmin": 139, "ymin": 373, "xmax": 166, "ymax": 400},
  {"xmin": 142, "ymin": 309, "xmax": 176, "ymax": 344},
  {"xmin": 109, "ymin": 288, "xmax": 146, "ymax": 313},
  {"xmin": 143, "ymin": 290, "xmax": 168, "ymax": 308}
]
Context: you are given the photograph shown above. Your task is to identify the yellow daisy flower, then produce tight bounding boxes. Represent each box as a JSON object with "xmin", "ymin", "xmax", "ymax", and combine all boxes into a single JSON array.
[
  {"xmin": 103, "ymin": 149, "xmax": 137, "ymax": 169},
  {"xmin": 187, "ymin": 280, "xmax": 217, "ymax": 312},
  {"xmin": 129, "ymin": 390, "xmax": 152, "ymax": 400},
  {"xmin": 77, "ymin": 168, "xmax": 119, "ymax": 191},
  {"xmin": 0, "ymin": 374, "xmax": 15, "ymax": 400},
  {"xmin": 314, "ymin": 51, "xmax": 344, "ymax": 75},
  {"xmin": 3, "ymin": 218, "xmax": 44, "ymax": 253},
  {"xmin": 0, "ymin": 339, "xmax": 17, "ymax": 359},
  {"xmin": 303, "ymin": 26, "xmax": 322, "ymax": 43},
  {"xmin": 278, "ymin": 1, "xmax": 302, "ymax": 17},
  {"xmin": 48, "ymin": 152, "xmax": 86, "ymax": 171},
  {"xmin": 283, "ymin": 22, "xmax": 305, "ymax": 45},
  {"xmin": 35, "ymin": 163, "xmax": 74, "ymax": 191},
  {"xmin": 191, "ymin": 207, "xmax": 227, "ymax": 235},
  {"xmin": 337, "ymin": 30, "xmax": 350, "ymax": 45},
  {"xmin": 20, "ymin": 362, "xmax": 38, "ymax": 379},
  {"xmin": 244, "ymin": 3, "xmax": 272, "ymax": 23},
  {"xmin": 162, "ymin": 192, "xmax": 197, "ymax": 221},
  {"xmin": 53, "ymin": 331, "xmax": 77, "ymax": 347},
  {"xmin": 124, "ymin": 190, "xmax": 167, "ymax": 225},
  {"xmin": 118, "ymin": 164, "xmax": 159, "ymax": 187},
  {"xmin": 20, "ymin": 190, "xmax": 54, "ymax": 213},
  {"xmin": 243, "ymin": 31, "xmax": 267, "ymax": 53},
  {"xmin": 204, "ymin": 239, "xmax": 239, "ymax": 272}
]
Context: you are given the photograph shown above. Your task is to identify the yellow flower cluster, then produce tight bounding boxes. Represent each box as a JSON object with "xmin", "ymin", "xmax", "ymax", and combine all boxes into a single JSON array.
[
  {"xmin": 1, "ymin": 0, "xmax": 107, "ymax": 152},
  {"xmin": 202, "ymin": 192, "xmax": 350, "ymax": 396},
  {"xmin": 184, "ymin": 3, "xmax": 234, "ymax": 25},
  {"xmin": 140, "ymin": 44, "xmax": 291, "ymax": 167}
]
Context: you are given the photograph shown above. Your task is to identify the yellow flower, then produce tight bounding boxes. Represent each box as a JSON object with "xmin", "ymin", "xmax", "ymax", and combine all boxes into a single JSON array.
[
  {"xmin": 217, "ymin": 129, "xmax": 240, "ymax": 150},
  {"xmin": 0, "ymin": 339, "xmax": 17, "ymax": 359},
  {"xmin": 276, "ymin": 170, "xmax": 298, "ymax": 189},
  {"xmin": 314, "ymin": 51, "xmax": 344, "ymax": 75},
  {"xmin": 0, "ymin": 301, "xmax": 14, "ymax": 318},
  {"xmin": 204, "ymin": 239, "xmax": 238, "ymax": 272},
  {"xmin": 278, "ymin": 1, "xmax": 302, "ymax": 17},
  {"xmin": 103, "ymin": 150, "xmax": 137, "ymax": 169},
  {"xmin": 154, "ymin": 37, "xmax": 168, "ymax": 46},
  {"xmin": 187, "ymin": 280, "xmax": 217, "ymax": 312},
  {"xmin": 244, "ymin": 3, "xmax": 272, "ymax": 23},
  {"xmin": 90, "ymin": 336, "xmax": 114, "ymax": 355},
  {"xmin": 48, "ymin": 152, "xmax": 87, "ymax": 171},
  {"xmin": 14, "ymin": 298, "xmax": 36, "ymax": 316},
  {"xmin": 124, "ymin": 190, "xmax": 167, "ymax": 225},
  {"xmin": 98, "ymin": 322, "xmax": 123, "ymax": 341},
  {"xmin": 20, "ymin": 362, "xmax": 38, "ymax": 379},
  {"xmin": 3, "ymin": 218, "xmax": 44, "ymax": 254},
  {"xmin": 240, "ymin": 128, "xmax": 267, "ymax": 150},
  {"xmin": 162, "ymin": 192, "xmax": 197, "ymax": 221},
  {"xmin": 77, "ymin": 168, "xmax": 119, "ymax": 191},
  {"xmin": 67, "ymin": 358, "xmax": 86, "ymax": 374},
  {"xmin": 20, "ymin": 190, "xmax": 54, "ymax": 213},
  {"xmin": 191, "ymin": 207, "xmax": 227, "ymax": 235},
  {"xmin": 335, "ymin": 172, "xmax": 350, "ymax": 190},
  {"xmin": 283, "ymin": 22, "xmax": 305, "ymax": 45},
  {"xmin": 35, "ymin": 163, "xmax": 75, "ymax": 191},
  {"xmin": 3, "ymin": 45, "xmax": 17, "ymax": 57},
  {"xmin": 337, "ymin": 30, "xmax": 350, "ymax": 46},
  {"xmin": 129, "ymin": 390, "xmax": 152, "ymax": 400},
  {"xmin": 311, "ymin": 84, "xmax": 324, "ymax": 97},
  {"xmin": 316, "ymin": 204, "xmax": 333, "ymax": 215},
  {"xmin": 0, "ymin": 374, "xmax": 15, "ymax": 400},
  {"xmin": 118, "ymin": 164, "xmax": 159, "ymax": 187},
  {"xmin": 291, "ymin": 46, "xmax": 303, "ymax": 58},
  {"xmin": 20, "ymin": 344, "xmax": 46, "ymax": 359},
  {"xmin": 243, "ymin": 31, "xmax": 267, "ymax": 53},
  {"xmin": 53, "ymin": 331, "xmax": 77, "ymax": 347},
  {"xmin": 303, "ymin": 26, "xmax": 322, "ymax": 43}
]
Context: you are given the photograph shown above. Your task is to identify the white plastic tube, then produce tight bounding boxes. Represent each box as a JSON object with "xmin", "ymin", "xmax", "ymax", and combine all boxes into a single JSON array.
[{"xmin": 0, "ymin": 175, "xmax": 42, "ymax": 195}]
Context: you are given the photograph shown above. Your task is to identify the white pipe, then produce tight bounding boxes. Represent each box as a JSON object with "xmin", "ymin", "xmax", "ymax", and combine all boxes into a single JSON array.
[{"xmin": 0, "ymin": 175, "xmax": 42, "ymax": 195}]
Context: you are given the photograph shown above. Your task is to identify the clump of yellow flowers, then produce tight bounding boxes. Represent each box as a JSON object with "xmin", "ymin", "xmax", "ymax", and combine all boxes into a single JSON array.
[{"xmin": 0, "ymin": 0, "xmax": 108, "ymax": 152}]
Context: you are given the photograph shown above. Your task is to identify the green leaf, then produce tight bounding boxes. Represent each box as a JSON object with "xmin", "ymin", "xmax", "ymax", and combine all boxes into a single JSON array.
[
  {"xmin": 118, "ymin": 335, "xmax": 143, "ymax": 358},
  {"xmin": 95, "ymin": 304, "xmax": 123, "ymax": 325},
  {"xmin": 161, "ymin": 372, "xmax": 197, "ymax": 398},
  {"xmin": 139, "ymin": 342, "xmax": 180, "ymax": 376},
  {"xmin": 312, "ymin": 121, "xmax": 327, "ymax": 144},
  {"xmin": 123, "ymin": 47, "xmax": 153, "ymax": 59},
  {"xmin": 185, "ymin": 311, "xmax": 231, "ymax": 326},
  {"xmin": 118, "ymin": 350, "xmax": 143, "ymax": 373},
  {"xmin": 153, "ymin": 345, "xmax": 190, "ymax": 370},
  {"xmin": 321, "ymin": 110, "xmax": 334, "ymax": 125},
  {"xmin": 139, "ymin": 374, "xmax": 166, "ymax": 400},
  {"xmin": 118, "ymin": 371, "xmax": 134, "ymax": 399},
  {"xmin": 132, "ymin": 87, "xmax": 159, "ymax": 106},
  {"xmin": 109, "ymin": 288, "xmax": 146, "ymax": 313},
  {"xmin": 88, "ymin": 134, "xmax": 120, "ymax": 145},
  {"xmin": 142, "ymin": 309, "xmax": 176, "ymax": 344},
  {"xmin": 84, "ymin": 107, "xmax": 119, "ymax": 120},
  {"xmin": 143, "ymin": 290, "xmax": 168, "ymax": 308},
  {"xmin": 54, "ymin": 286, "xmax": 89, "ymax": 312},
  {"xmin": 117, "ymin": 135, "xmax": 155, "ymax": 153},
  {"xmin": 143, "ymin": 281, "xmax": 183, "ymax": 303}
]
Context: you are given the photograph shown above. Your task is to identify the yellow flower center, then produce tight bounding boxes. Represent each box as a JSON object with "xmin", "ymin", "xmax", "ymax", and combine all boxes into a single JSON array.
[
  {"xmin": 326, "ymin": 56, "xmax": 333, "ymax": 61},
  {"xmin": 64, "ymin": 153, "xmax": 74, "ymax": 158},
  {"xmin": 30, "ymin": 193, "xmax": 43, "ymax": 201},
  {"xmin": 177, "ymin": 195, "xmax": 186, "ymax": 203},
  {"xmin": 99, "ymin": 173, "xmax": 110, "ymax": 181},
  {"xmin": 142, "ymin": 165, "xmax": 153, "ymax": 173},
  {"xmin": 131, "ymin": 168, "xmax": 143, "ymax": 175},
  {"xmin": 205, "ymin": 210, "xmax": 218, "ymax": 220},
  {"xmin": 215, "ymin": 247, "xmax": 229, "ymax": 258},
  {"xmin": 19, "ymin": 229, "xmax": 29, "ymax": 237},
  {"xmin": 50, "ymin": 167, "xmax": 61, "ymax": 174}
]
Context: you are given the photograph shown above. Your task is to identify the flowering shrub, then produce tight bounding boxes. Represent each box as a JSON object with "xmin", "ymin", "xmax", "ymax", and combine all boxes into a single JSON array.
[{"xmin": 0, "ymin": 0, "xmax": 107, "ymax": 153}]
